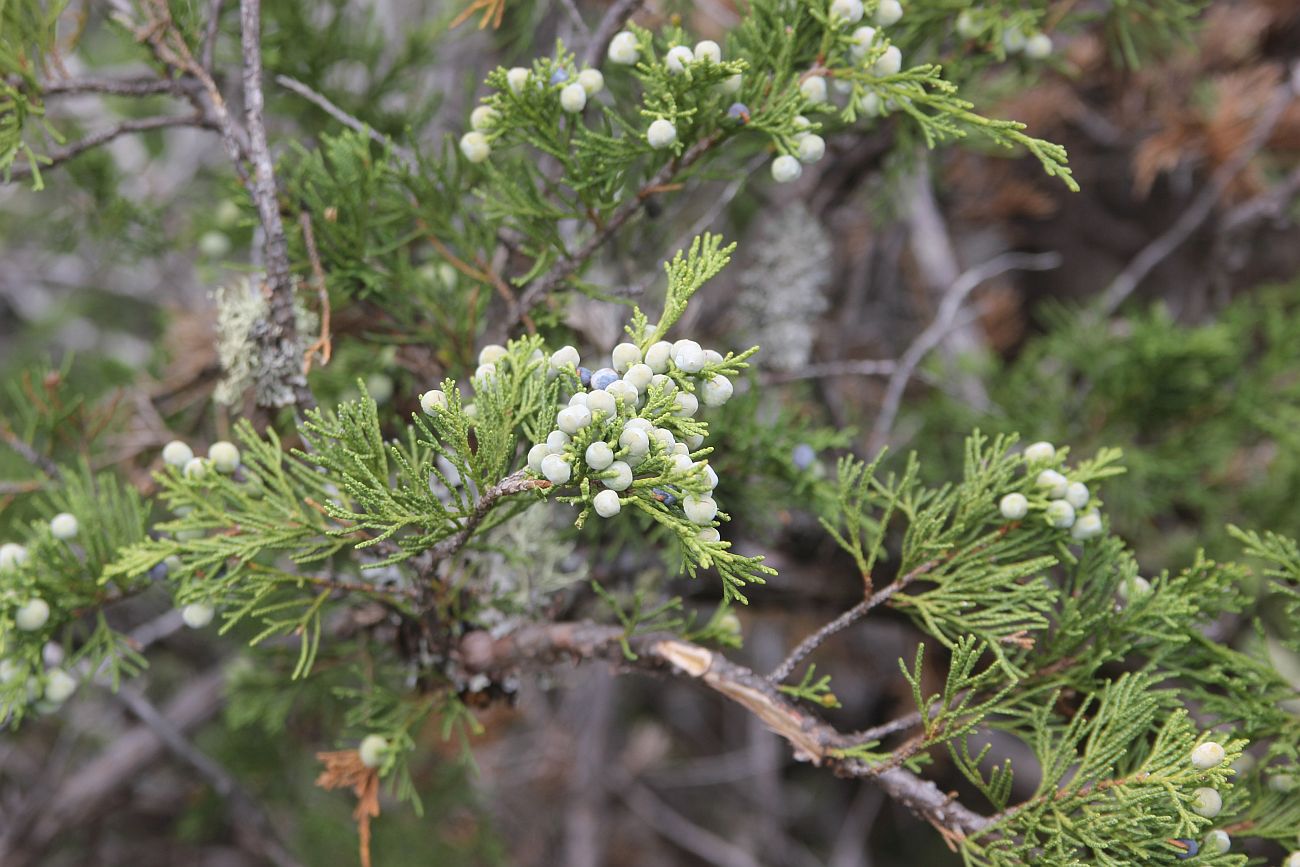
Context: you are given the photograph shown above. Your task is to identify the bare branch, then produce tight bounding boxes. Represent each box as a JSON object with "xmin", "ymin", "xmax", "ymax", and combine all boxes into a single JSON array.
[
  {"xmin": 6, "ymin": 113, "xmax": 209, "ymax": 181},
  {"xmin": 0, "ymin": 420, "xmax": 63, "ymax": 480},
  {"xmin": 868, "ymin": 251, "xmax": 1062, "ymax": 453},
  {"xmin": 458, "ymin": 622, "xmax": 990, "ymax": 838},
  {"xmin": 763, "ymin": 358, "xmax": 897, "ymax": 384},
  {"xmin": 615, "ymin": 774, "xmax": 764, "ymax": 867},
  {"xmin": 275, "ymin": 74, "xmax": 416, "ymax": 168},
  {"xmin": 201, "ymin": 0, "xmax": 225, "ymax": 71},
  {"xmin": 767, "ymin": 557, "xmax": 939, "ymax": 684},
  {"xmin": 41, "ymin": 75, "xmax": 194, "ymax": 97}
]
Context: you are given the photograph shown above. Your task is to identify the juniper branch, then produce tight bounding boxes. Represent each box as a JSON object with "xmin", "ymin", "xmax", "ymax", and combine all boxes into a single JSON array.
[
  {"xmin": 458, "ymin": 622, "xmax": 990, "ymax": 838},
  {"xmin": 582, "ymin": 0, "xmax": 646, "ymax": 68},
  {"xmin": 768, "ymin": 557, "xmax": 939, "ymax": 684},
  {"xmin": 275, "ymin": 74, "xmax": 416, "ymax": 168},
  {"xmin": 5, "ymin": 113, "xmax": 211, "ymax": 181}
]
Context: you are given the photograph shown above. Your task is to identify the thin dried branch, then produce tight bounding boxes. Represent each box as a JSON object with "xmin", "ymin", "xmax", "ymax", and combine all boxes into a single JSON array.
[
  {"xmin": 6, "ymin": 113, "xmax": 209, "ymax": 181},
  {"xmin": 763, "ymin": 358, "xmax": 897, "ymax": 384},
  {"xmin": 615, "ymin": 773, "xmax": 764, "ymax": 867},
  {"xmin": 297, "ymin": 209, "xmax": 333, "ymax": 374},
  {"xmin": 40, "ymin": 75, "xmax": 194, "ymax": 97},
  {"xmin": 275, "ymin": 74, "xmax": 417, "ymax": 168},
  {"xmin": 868, "ymin": 251, "xmax": 1062, "ymax": 453},
  {"xmin": 201, "ymin": 0, "xmax": 225, "ymax": 71},
  {"xmin": 458, "ymin": 621, "xmax": 990, "ymax": 839},
  {"xmin": 767, "ymin": 557, "xmax": 939, "ymax": 684},
  {"xmin": 418, "ymin": 471, "xmax": 551, "ymax": 579},
  {"xmin": 1098, "ymin": 63, "xmax": 1300, "ymax": 316},
  {"xmin": 499, "ymin": 134, "xmax": 721, "ymax": 339},
  {"xmin": 0, "ymin": 419, "xmax": 63, "ymax": 480}
]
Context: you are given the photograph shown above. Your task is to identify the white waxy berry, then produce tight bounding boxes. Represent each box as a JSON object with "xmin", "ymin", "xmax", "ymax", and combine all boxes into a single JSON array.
[
  {"xmin": 671, "ymin": 339, "xmax": 706, "ymax": 373},
  {"xmin": 1065, "ymin": 481, "xmax": 1090, "ymax": 508},
  {"xmin": 181, "ymin": 602, "xmax": 215, "ymax": 629},
  {"xmin": 560, "ymin": 82, "xmax": 587, "ymax": 113},
  {"xmin": 720, "ymin": 73, "xmax": 743, "ymax": 93},
  {"xmin": 686, "ymin": 433, "xmax": 705, "ymax": 450},
  {"xmin": 701, "ymin": 375, "xmax": 733, "ymax": 406},
  {"xmin": 48, "ymin": 512, "xmax": 78, "ymax": 541},
  {"xmin": 651, "ymin": 428, "xmax": 676, "ymax": 450},
  {"xmin": 528, "ymin": 443, "xmax": 550, "ymax": 474},
  {"xmin": 955, "ymin": 10, "xmax": 980, "ymax": 38},
  {"xmin": 772, "ymin": 154, "xmax": 802, "ymax": 183},
  {"xmin": 43, "ymin": 669, "xmax": 77, "ymax": 704},
  {"xmin": 1003, "ymin": 29, "xmax": 1027, "ymax": 53},
  {"xmin": 474, "ymin": 363, "xmax": 498, "ymax": 385},
  {"xmin": 830, "ymin": 0, "xmax": 864, "ymax": 23},
  {"xmin": 0, "ymin": 542, "xmax": 26, "ymax": 572},
  {"xmin": 359, "ymin": 734, "xmax": 388, "ymax": 769},
  {"xmin": 693, "ymin": 40, "xmax": 722, "ymax": 63},
  {"xmin": 557, "ymin": 405, "xmax": 593, "ymax": 434},
  {"xmin": 683, "ymin": 495, "xmax": 719, "ymax": 525},
  {"xmin": 647, "ymin": 119, "xmax": 677, "ymax": 149},
  {"xmin": 1024, "ymin": 32, "xmax": 1052, "ymax": 59},
  {"xmin": 673, "ymin": 393, "xmax": 698, "ymax": 418},
  {"xmin": 421, "ymin": 389, "xmax": 448, "ymax": 414},
  {"xmin": 550, "ymin": 345, "xmax": 580, "ymax": 372},
  {"xmin": 702, "ymin": 464, "xmax": 719, "ymax": 489},
  {"xmin": 619, "ymin": 427, "xmax": 650, "ymax": 457},
  {"xmin": 1070, "ymin": 509, "xmax": 1103, "ymax": 541},
  {"xmin": 703, "ymin": 349, "xmax": 724, "ymax": 365},
  {"xmin": 624, "ymin": 417, "xmax": 653, "ymax": 433},
  {"xmin": 670, "ymin": 442, "xmax": 690, "ymax": 457},
  {"xmin": 569, "ymin": 391, "xmax": 591, "ymax": 407},
  {"xmin": 603, "ymin": 460, "xmax": 633, "ymax": 491},
  {"xmin": 183, "ymin": 457, "xmax": 208, "ymax": 480},
  {"xmin": 546, "ymin": 430, "xmax": 571, "ymax": 453},
  {"xmin": 463, "ymin": 402, "xmax": 479, "ymax": 419},
  {"xmin": 470, "ymin": 105, "xmax": 498, "ymax": 131},
  {"xmin": 1191, "ymin": 787, "xmax": 1222, "ymax": 819},
  {"xmin": 162, "ymin": 440, "xmax": 194, "ymax": 468},
  {"xmin": 665, "ymin": 45, "xmax": 695, "ymax": 74},
  {"xmin": 208, "ymin": 441, "xmax": 241, "ymax": 474},
  {"xmin": 15, "ymin": 598, "xmax": 50, "ymax": 631},
  {"xmin": 874, "ymin": 0, "xmax": 903, "ymax": 25},
  {"xmin": 1203, "ymin": 830, "xmax": 1230, "ymax": 855},
  {"xmin": 506, "ymin": 67, "xmax": 530, "ymax": 92},
  {"xmin": 608, "ymin": 31, "xmax": 640, "ymax": 65},
  {"xmin": 671, "ymin": 453, "xmax": 694, "ymax": 473},
  {"xmin": 649, "ymin": 374, "xmax": 676, "ymax": 394},
  {"xmin": 612, "ymin": 342, "xmax": 642, "ymax": 372},
  {"xmin": 1036, "ymin": 469, "xmax": 1069, "ymax": 498},
  {"xmin": 478, "ymin": 344, "xmax": 507, "ymax": 365},
  {"xmin": 873, "ymin": 44, "xmax": 903, "ymax": 75},
  {"xmin": 1287, "ymin": 854, "xmax": 1300, "ymax": 867},
  {"xmin": 697, "ymin": 527, "xmax": 721, "ymax": 544},
  {"xmin": 624, "ymin": 363, "xmax": 654, "ymax": 392},
  {"xmin": 460, "ymin": 131, "xmax": 491, "ymax": 163},
  {"xmin": 1024, "ymin": 441, "xmax": 1056, "ymax": 463},
  {"xmin": 541, "ymin": 453, "xmax": 572, "ymax": 485},
  {"xmin": 797, "ymin": 133, "xmax": 826, "ymax": 163},
  {"xmin": 577, "ymin": 68, "xmax": 605, "ymax": 95},
  {"xmin": 606, "ymin": 380, "xmax": 639, "ymax": 406},
  {"xmin": 1045, "ymin": 500, "xmax": 1075, "ymax": 528},
  {"xmin": 645, "ymin": 341, "xmax": 673, "ymax": 373},
  {"xmin": 1116, "ymin": 575, "xmax": 1151, "ymax": 604},
  {"xmin": 587, "ymin": 389, "xmax": 617, "ymax": 419},
  {"xmin": 800, "ymin": 75, "xmax": 828, "ymax": 103},
  {"xmin": 593, "ymin": 489, "xmax": 621, "ymax": 517},
  {"xmin": 999, "ymin": 493, "xmax": 1029, "ymax": 520},
  {"xmin": 586, "ymin": 441, "xmax": 615, "ymax": 471},
  {"xmin": 1191, "ymin": 742, "xmax": 1226, "ymax": 770},
  {"xmin": 850, "ymin": 25, "xmax": 877, "ymax": 59}
]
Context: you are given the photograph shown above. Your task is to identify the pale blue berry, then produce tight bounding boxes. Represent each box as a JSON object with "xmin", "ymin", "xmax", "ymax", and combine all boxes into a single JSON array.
[
  {"xmin": 550, "ymin": 345, "xmax": 580, "ymax": 372},
  {"xmin": 546, "ymin": 430, "xmax": 571, "ymax": 453},
  {"xmin": 15, "ymin": 598, "xmax": 50, "ymax": 631},
  {"xmin": 1203, "ymin": 830, "xmax": 1230, "ymax": 854},
  {"xmin": 43, "ymin": 669, "xmax": 77, "ymax": 704},
  {"xmin": 606, "ymin": 380, "xmax": 639, "ymax": 406},
  {"xmin": 549, "ymin": 67, "xmax": 570, "ymax": 86},
  {"xmin": 1070, "ymin": 509, "xmax": 1103, "ymax": 541},
  {"xmin": 182, "ymin": 602, "xmax": 215, "ymax": 628},
  {"xmin": 557, "ymin": 405, "xmax": 593, "ymax": 434},
  {"xmin": 624, "ymin": 363, "xmax": 654, "ymax": 391},
  {"xmin": 1036, "ymin": 469, "xmax": 1068, "ymax": 498},
  {"xmin": 528, "ymin": 443, "xmax": 550, "ymax": 474},
  {"xmin": 587, "ymin": 389, "xmax": 617, "ymax": 418},
  {"xmin": 999, "ymin": 493, "xmax": 1028, "ymax": 520},
  {"xmin": 726, "ymin": 102, "xmax": 750, "ymax": 123},
  {"xmin": 672, "ymin": 339, "xmax": 706, "ymax": 373},
  {"xmin": 1192, "ymin": 787, "xmax": 1222, "ymax": 818},
  {"xmin": 162, "ymin": 440, "xmax": 194, "ymax": 468},
  {"xmin": 1045, "ymin": 500, "xmax": 1075, "ymax": 528},
  {"xmin": 674, "ymin": 392, "xmax": 699, "ymax": 417},
  {"xmin": 591, "ymin": 368, "xmax": 619, "ymax": 390},
  {"xmin": 701, "ymin": 374, "xmax": 733, "ymax": 406},
  {"xmin": 1191, "ymin": 742, "xmax": 1226, "ymax": 769},
  {"xmin": 612, "ymin": 342, "xmax": 642, "ymax": 372},
  {"xmin": 645, "ymin": 341, "xmax": 673, "ymax": 373},
  {"xmin": 421, "ymin": 389, "xmax": 448, "ymax": 414},
  {"xmin": 208, "ymin": 441, "xmax": 241, "ymax": 474},
  {"xmin": 1064, "ymin": 482, "xmax": 1090, "ymax": 509},
  {"xmin": 619, "ymin": 427, "xmax": 650, "ymax": 457},
  {"xmin": 792, "ymin": 444, "xmax": 817, "ymax": 469},
  {"xmin": 1024, "ymin": 441, "xmax": 1056, "ymax": 463},
  {"xmin": 479, "ymin": 344, "xmax": 508, "ymax": 365},
  {"xmin": 698, "ymin": 527, "xmax": 721, "ymax": 544}
]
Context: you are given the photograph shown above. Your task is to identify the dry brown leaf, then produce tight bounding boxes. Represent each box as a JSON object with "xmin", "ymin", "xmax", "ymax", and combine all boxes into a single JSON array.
[{"xmin": 316, "ymin": 750, "xmax": 382, "ymax": 867}]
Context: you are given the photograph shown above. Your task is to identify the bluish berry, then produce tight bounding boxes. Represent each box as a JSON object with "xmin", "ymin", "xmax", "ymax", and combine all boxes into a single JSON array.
[
  {"xmin": 652, "ymin": 487, "xmax": 677, "ymax": 506},
  {"xmin": 1174, "ymin": 839, "xmax": 1198, "ymax": 860},
  {"xmin": 591, "ymin": 367, "xmax": 619, "ymax": 390},
  {"xmin": 578, "ymin": 366, "xmax": 593, "ymax": 387},
  {"xmin": 792, "ymin": 443, "xmax": 816, "ymax": 469},
  {"xmin": 149, "ymin": 561, "xmax": 170, "ymax": 581},
  {"xmin": 549, "ymin": 67, "xmax": 569, "ymax": 85},
  {"xmin": 727, "ymin": 102, "xmax": 750, "ymax": 124}
]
